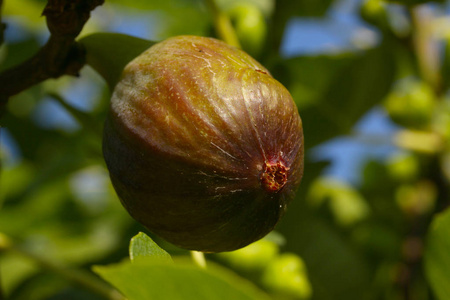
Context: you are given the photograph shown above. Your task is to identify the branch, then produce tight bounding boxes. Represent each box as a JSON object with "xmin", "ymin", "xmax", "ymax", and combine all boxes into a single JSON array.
[
  {"xmin": 0, "ymin": 0, "xmax": 104, "ymax": 114},
  {"xmin": 190, "ymin": 251, "xmax": 207, "ymax": 269},
  {"xmin": 409, "ymin": 6, "xmax": 442, "ymax": 95}
]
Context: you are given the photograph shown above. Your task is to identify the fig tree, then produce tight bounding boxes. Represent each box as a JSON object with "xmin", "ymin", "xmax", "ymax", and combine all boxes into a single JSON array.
[{"xmin": 103, "ymin": 35, "xmax": 304, "ymax": 252}]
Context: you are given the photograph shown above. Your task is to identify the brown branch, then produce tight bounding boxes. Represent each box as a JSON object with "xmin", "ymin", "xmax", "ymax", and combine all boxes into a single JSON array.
[{"xmin": 0, "ymin": 0, "xmax": 104, "ymax": 114}]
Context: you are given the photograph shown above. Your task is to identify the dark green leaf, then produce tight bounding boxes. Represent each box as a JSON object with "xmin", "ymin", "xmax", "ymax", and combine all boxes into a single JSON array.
[
  {"xmin": 277, "ymin": 161, "xmax": 371, "ymax": 300},
  {"xmin": 279, "ymin": 44, "xmax": 395, "ymax": 148},
  {"xmin": 424, "ymin": 208, "xmax": 450, "ymax": 300}
]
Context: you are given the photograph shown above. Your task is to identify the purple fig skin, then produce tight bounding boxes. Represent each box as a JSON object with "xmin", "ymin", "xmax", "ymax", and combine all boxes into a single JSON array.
[{"xmin": 103, "ymin": 35, "xmax": 304, "ymax": 252}]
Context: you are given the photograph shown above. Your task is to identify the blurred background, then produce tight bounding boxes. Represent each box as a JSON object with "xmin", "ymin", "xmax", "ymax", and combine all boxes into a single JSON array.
[{"xmin": 1, "ymin": 0, "xmax": 450, "ymax": 299}]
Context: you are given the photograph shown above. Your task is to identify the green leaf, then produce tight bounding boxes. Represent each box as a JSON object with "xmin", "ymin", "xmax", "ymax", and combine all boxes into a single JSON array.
[
  {"xmin": 0, "ymin": 38, "xmax": 41, "ymax": 72},
  {"xmin": 277, "ymin": 161, "xmax": 370, "ymax": 300},
  {"xmin": 308, "ymin": 178, "xmax": 370, "ymax": 227},
  {"xmin": 262, "ymin": 253, "xmax": 312, "ymax": 299},
  {"xmin": 215, "ymin": 239, "xmax": 279, "ymax": 273},
  {"xmin": 279, "ymin": 205, "xmax": 371, "ymax": 300},
  {"xmin": 129, "ymin": 232, "xmax": 172, "ymax": 263},
  {"xmin": 79, "ymin": 33, "xmax": 155, "ymax": 90},
  {"xmin": 93, "ymin": 259, "xmax": 271, "ymax": 300},
  {"xmin": 424, "ymin": 208, "xmax": 450, "ymax": 300}
]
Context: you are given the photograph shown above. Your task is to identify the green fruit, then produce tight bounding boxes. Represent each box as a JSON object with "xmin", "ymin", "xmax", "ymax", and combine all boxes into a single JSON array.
[
  {"xmin": 385, "ymin": 80, "xmax": 434, "ymax": 128},
  {"xmin": 386, "ymin": 152, "xmax": 419, "ymax": 182},
  {"xmin": 432, "ymin": 98, "xmax": 450, "ymax": 142},
  {"xmin": 228, "ymin": 3, "xmax": 267, "ymax": 57},
  {"xmin": 360, "ymin": 0, "xmax": 389, "ymax": 30},
  {"xmin": 216, "ymin": 239, "xmax": 279, "ymax": 272},
  {"xmin": 384, "ymin": 79, "xmax": 435, "ymax": 129},
  {"xmin": 262, "ymin": 253, "xmax": 312, "ymax": 299},
  {"xmin": 103, "ymin": 36, "xmax": 304, "ymax": 252}
]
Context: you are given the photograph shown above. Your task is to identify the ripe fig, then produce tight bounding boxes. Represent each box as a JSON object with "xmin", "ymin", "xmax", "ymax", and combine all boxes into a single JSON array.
[{"xmin": 103, "ymin": 35, "xmax": 304, "ymax": 252}]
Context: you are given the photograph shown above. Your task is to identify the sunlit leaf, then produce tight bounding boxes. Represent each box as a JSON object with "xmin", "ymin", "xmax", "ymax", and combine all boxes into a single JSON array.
[
  {"xmin": 94, "ymin": 259, "xmax": 271, "ymax": 300},
  {"xmin": 308, "ymin": 177, "xmax": 370, "ymax": 227},
  {"xmin": 129, "ymin": 232, "xmax": 172, "ymax": 263},
  {"xmin": 215, "ymin": 239, "xmax": 279, "ymax": 272}
]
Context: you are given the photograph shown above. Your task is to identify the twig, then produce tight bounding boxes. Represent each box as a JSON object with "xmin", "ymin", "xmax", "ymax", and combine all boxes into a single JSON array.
[
  {"xmin": 190, "ymin": 251, "xmax": 207, "ymax": 269},
  {"xmin": 0, "ymin": 233, "xmax": 125, "ymax": 300},
  {"xmin": 204, "ymin": 0, "xmax": 241, "ymax": 48},
  {"xmin": 0, "ymin": 0, "xmax": 104, "ymax": 115},
  {"xmin": 409, "ymin": 5, "xmax": 442, "ymax": 95}
]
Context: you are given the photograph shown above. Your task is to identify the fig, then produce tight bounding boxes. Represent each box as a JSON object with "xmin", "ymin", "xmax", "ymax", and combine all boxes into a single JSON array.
[
  {"xmin": 227, "ymin": 3, "xmax": 267, "ymax": 57},
  {"xmin": 384, "ymin": 78, "xmax": 435, "ymax": 129},
  {"xmin": 103, "ymin": 35, "xmax": 304, "ymax": 252}
]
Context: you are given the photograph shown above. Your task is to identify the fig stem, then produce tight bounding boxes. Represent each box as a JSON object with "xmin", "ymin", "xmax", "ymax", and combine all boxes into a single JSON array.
[
  {"xmin": 0, "ymin": 232, "xmax": 125, "ymax": 300},
  {"xmin": 205, "ymin": 0, "xmax": 242, "ymax": 48},
  {"xmin": 409, "ymin": 6, "xmax": 442, "ymax": 95},
  {"xmin": 190, "ymin": 251, "xmax": 207, "ymax": 269}
]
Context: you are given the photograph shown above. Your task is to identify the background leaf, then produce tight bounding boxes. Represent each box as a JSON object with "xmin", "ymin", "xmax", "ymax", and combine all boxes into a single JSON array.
[
  {"xmin": 2, "ymin": 0, "xmax": 450, "ymax": 299},
  {"xmin": 424, "ymin": 208, "xmax": 450, "ymax": 300},
  {"xmin": 278, "ymin": 43, "xmax": 396, "ymax": 148}
]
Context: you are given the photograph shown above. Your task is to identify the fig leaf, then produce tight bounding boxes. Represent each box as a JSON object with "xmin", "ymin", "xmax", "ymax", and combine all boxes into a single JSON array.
[
  {"xmin": 93, "ymin": 259, "xmax": 271, "ymax": 300},
  {"xmin": 129, "ymin": 232, "xmax": 172, "ymax": 263},
  {"xmin": 78, "ymin": 33, "xmax": 155, "ymax": 90}
]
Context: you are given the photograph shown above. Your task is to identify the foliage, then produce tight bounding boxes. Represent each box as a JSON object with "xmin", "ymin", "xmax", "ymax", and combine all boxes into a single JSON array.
[{"xmin": 0, "ymin": 0, "xmax": 450, "ymax": 300}]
